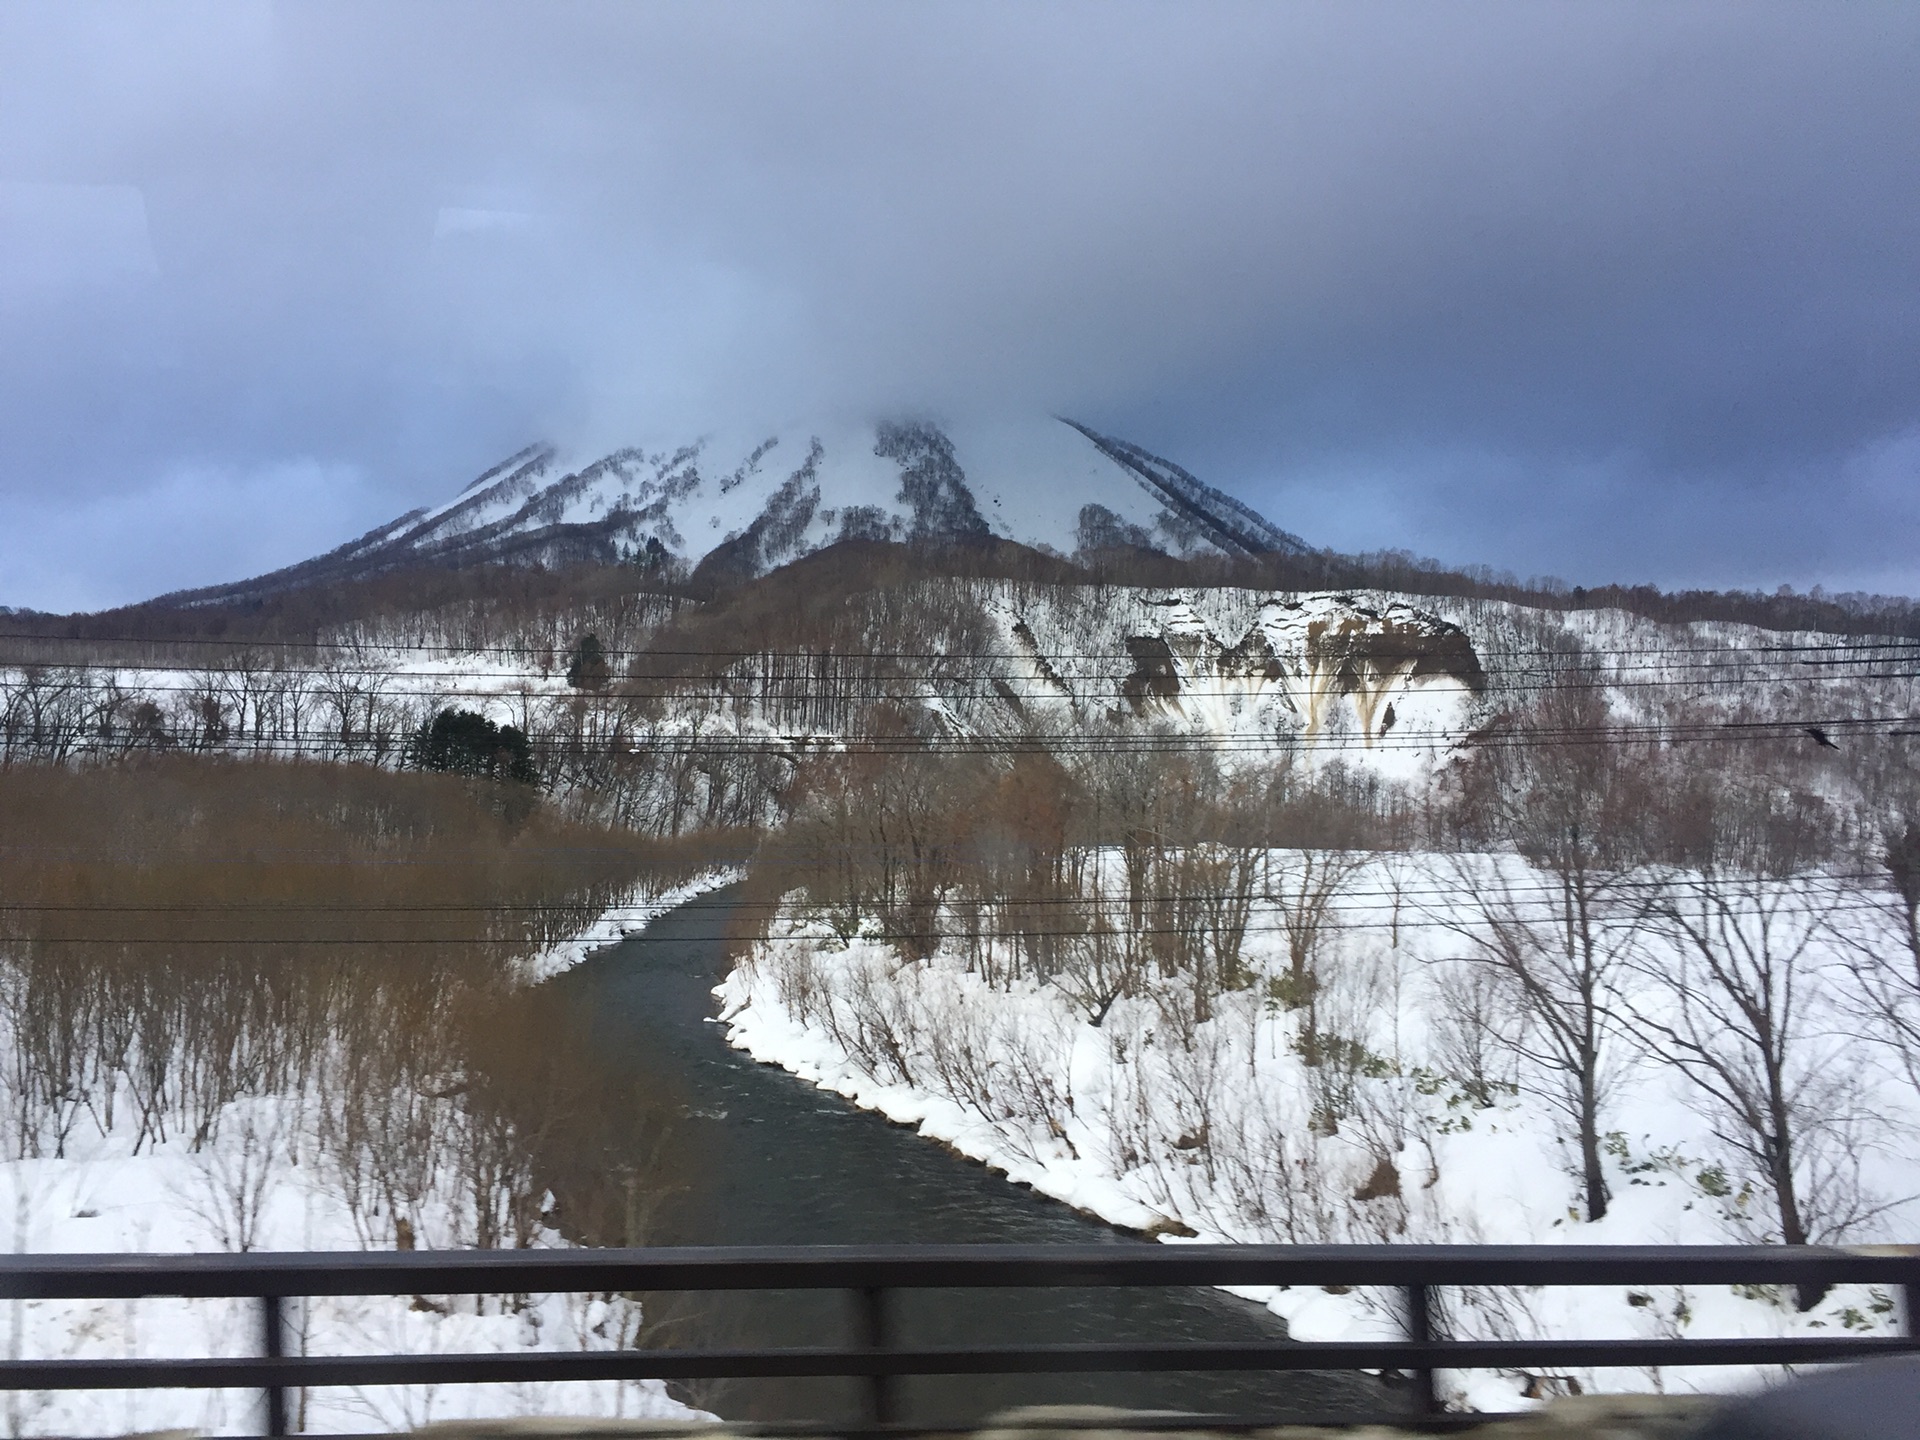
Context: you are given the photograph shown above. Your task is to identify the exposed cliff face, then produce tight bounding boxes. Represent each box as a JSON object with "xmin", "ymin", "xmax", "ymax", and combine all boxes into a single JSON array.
[
  {"xmin": 1003, "ymin": 589, "xmax": 1484, "ymax": 772},
  {"xmin": 1273, "ymin": 596, "xmax": 1486, "ymax": 738}
]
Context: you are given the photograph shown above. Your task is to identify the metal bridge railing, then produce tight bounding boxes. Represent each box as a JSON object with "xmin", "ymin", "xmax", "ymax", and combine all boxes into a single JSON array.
[{"xmin": 2, "ymin": 1243, "xmax": 1916, "ymax": 1434}]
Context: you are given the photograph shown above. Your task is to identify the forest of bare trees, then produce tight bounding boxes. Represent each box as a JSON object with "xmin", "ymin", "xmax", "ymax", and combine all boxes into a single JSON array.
[{"xmin": 0, "ymin": 759, "xmax": 739, "ymax": 1253}]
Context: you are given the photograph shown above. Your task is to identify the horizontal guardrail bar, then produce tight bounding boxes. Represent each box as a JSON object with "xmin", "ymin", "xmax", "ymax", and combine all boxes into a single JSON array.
[
  {"xmin": 3, "ymin": 1243, "xmax": 1916, "ymax": 1300},
  {"xmin": 8, "ymin": 1245, "xmax": 1916, "ymax": 1434},
  {"xmin": 2, "ymin": 1334, "xmax": 1915, "ymax": 1390}
]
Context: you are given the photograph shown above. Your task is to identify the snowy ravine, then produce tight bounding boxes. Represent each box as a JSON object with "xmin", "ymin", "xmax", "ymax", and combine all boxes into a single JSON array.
[
  {"xmin": 0, "ymin": 871, "xmax": 739, "ymax": 1437},
  {"xmin": 717, "ymin": 852, "xmax": 1919, "ymax": 1413}
]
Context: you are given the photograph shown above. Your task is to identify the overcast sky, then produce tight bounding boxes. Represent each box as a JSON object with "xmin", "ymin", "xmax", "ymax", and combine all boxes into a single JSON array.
[{"xmin": 2, "ymin": 2, "xmax": 1917, "ymax": 612}]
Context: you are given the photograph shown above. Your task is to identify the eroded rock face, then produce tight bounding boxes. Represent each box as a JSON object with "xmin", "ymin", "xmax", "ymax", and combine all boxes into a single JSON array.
[
  {"xmin": 1120, "ymin": 636, "xmax": 1184, "ymax": 711},
  {"xmin": 1108, "ymin": 593, "xmax": 1483, "ymax": 760}
]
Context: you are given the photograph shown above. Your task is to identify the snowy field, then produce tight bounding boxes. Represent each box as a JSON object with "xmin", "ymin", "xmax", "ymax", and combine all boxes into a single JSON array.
[
  {"xmin": 0, "ymin": 1127, "xmax": 700, "ymax": 1435},
  {"xmin": 719, "ymin": 851, "xmax": 1919, "ymax": 1412}
]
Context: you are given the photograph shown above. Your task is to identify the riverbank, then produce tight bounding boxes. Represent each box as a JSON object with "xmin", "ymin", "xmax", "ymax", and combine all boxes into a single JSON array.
[
  {"xmin": 716, "ymin": 860, "xmax": 1916, "ymax": 1413},
  {"xmin": 516, "ymin": 869, "xmax": 746, "ymax": 983}
]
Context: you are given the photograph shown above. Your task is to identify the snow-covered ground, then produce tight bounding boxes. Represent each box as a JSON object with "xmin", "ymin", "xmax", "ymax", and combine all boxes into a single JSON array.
[
  {"xmin": 0, "ymin": 872, "xmax": 742, "ymax": 1437},
  {"xmin": 0, "ymin": 1121, "xmax": 700, "ymax": 1435},
  {"xmin": 718, "ymin": 852, "xmax": 1918, "ymax": 1412}
]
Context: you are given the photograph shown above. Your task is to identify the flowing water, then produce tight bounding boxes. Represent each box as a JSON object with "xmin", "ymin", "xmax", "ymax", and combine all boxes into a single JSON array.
[{"xmin": 537, "ymin": 887, "xmax": 1396, "ymax": 1426}]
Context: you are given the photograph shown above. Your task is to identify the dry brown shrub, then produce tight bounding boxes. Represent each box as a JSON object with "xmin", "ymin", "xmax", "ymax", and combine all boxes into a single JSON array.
[{"xmin": 0, "ymin": 757, "xmax": 743, "ymax": 1250}]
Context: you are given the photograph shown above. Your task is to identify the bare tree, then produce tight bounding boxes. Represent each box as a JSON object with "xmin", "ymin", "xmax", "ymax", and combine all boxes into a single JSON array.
[
  {"xmin": 1296, "ymin": 931, "xmax": 1395, "ymax": 1144},
  {"xmin": 1054, "ymin": 889, "xmax": 1141, "ymax": 1027},
  {"xmin": 1443, "ymin": 648, "xmax": 1658, "ymax": 1221},
  {"xmin": 1835, "ymin": 820, "xmax": 1920, "ymax": 1099},
  {"xmin": 176, "ymin": 1101, "xmax": 288, "ymax": 1253},
  {"xmin": 1264, "ymin": 849, "xmax": 1363, "ymax": 1004},
  {"xmin": 1434, "ymin": 852, "xmax": 1638, "ymax": 1221},
  {"xmin": 1634, "ymin": 866, "xmax": 1877, "ymax": 1283},
  {"xmin": 1426, "ymin": 955, "xmax": 1525, "ymax": 1109},
  {"xmin": 0, "ymin": 666, "xmax": 88, "ymax": 763}
]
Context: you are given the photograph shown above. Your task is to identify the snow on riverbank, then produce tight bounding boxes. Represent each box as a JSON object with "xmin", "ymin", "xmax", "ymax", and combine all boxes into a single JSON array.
[
  {"xmin": 515, "ymin": 867, "xmax": 745, "ymax": 982},
  {"xmin": 0, "ymin": 880, "xmax": 749, "ymax": 1436},
  {"xmin": 717, "ymin": 852, "xmax": 1920, "ymax": 1412}
]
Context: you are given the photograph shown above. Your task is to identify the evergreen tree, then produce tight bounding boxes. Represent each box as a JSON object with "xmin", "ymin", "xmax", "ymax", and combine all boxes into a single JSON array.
[
  {"xmin": 407, "ymin": 708, "xmax": 536, "ymax": 784},
  {"xmin": 566, "ymin": 632, "xmax": 611, "ymax": 690}
]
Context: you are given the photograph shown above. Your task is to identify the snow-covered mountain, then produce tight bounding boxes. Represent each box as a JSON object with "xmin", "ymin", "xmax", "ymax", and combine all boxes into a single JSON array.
[{"xmin": 170, "ymin": 417, "xmax": 1308, "ymax": 602}]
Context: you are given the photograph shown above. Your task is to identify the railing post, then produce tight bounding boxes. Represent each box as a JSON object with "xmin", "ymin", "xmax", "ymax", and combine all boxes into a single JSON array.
[
  {"xmin": 260, "ymin": 1293, "xmax": 288, "ymax": 1437},
  {"xmin": 853, "ymin": 1284, "xmax": 895, "ymax": 1428},
  {"xmin": 1404, "ymin": 1282, "xmax": 1437, "ymax": 1415}
]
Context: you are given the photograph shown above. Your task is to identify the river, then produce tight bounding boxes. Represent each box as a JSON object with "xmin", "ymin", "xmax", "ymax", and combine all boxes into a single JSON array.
[{"xmin": 537, "ymin": 887, "xmax": 1395, "ymax": 1426}]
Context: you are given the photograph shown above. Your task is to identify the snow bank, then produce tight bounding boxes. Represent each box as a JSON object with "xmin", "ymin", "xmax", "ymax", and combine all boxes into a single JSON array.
[
  {"xmin": 718, "ymin": 853, "xmax": 1918, "ymax": 1413},
  {"xmin": 515, "ymin": 867, "xmax": 744, "ymax": 983}
]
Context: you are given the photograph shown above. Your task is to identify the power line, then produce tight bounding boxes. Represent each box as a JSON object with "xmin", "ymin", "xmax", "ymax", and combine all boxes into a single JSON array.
[
  {"xmin": 5, "ymin": 646, "xmax": 1919, "ymax": 674},
  {"xmin": 13, "ymin": 713, "xmax": 1911, "ymax": 756},
  {"xmin": 6, "ymin": 666, "xmax": 1919, "ymax": 699},
  {"xmin": 5, "ymin": 631, "xmax": 1920, "ymax": 662},
  {"xmin": 1, "ymin": 874, "xmax": 1898, "ymax": 927},
  {"xmin": 0, "ymin": 869, "xmax": 1899, "ymax": 915},
  {"xmin": 5, "ymin": 899, "xmax": 1899, "ymax": 945}
]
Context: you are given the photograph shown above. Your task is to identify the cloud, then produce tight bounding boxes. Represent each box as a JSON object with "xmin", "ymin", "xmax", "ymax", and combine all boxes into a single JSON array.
[
  {"xmin": 432, "ymin": 208, "xmax": 539, "ymax": 240},
  {"xmin": 0, "ymin": 183, "xmax": 159, "ymax": 293},
  {"xmin": 1248, "ymin": 430, "xmax": 1920, "ymax": 596},
  {"xmin": 0, "ymin": 460, "xmax": 386, "ymax": 615},
  {"xmin": 1, "ymin": 1, "xmax": 1917, "ymax": 606}
]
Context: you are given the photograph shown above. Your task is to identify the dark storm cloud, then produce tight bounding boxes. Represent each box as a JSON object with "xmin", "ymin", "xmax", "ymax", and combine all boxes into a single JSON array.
[{"xmin": 1, "ymin": 1, "xmax": 1917, "ymax": 608}]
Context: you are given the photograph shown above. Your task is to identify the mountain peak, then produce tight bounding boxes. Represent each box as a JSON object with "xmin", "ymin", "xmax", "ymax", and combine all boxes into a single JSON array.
[{"xmin": 166, "ymin": 417, "xmax": 1307, "ymax": 604}]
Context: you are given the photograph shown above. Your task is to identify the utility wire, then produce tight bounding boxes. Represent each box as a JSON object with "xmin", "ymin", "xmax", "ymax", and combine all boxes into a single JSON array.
[
  {"xmin": 6, "ymin": 644, "xmax": 1920, "ymax": 672},
  {"xmin": 6, "ymin": 633, "xmax": 1920, "ymax": 662},
  {"xmin": 0, "ymin": 869, "xmax": 1902, "ymax": 914},
  {"xmin": 5, "ymin": 900, "xmax": 1900, "ymax": 944},
  {"xmin": 7, "ymin": 667, "xmax": 1920, "ymax": 697},
  {"xmin": 17, "ymin": 715, "xmax": 1912, "ymax": 756}
]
